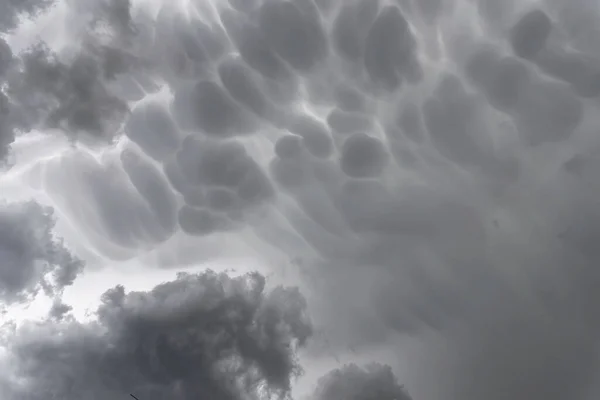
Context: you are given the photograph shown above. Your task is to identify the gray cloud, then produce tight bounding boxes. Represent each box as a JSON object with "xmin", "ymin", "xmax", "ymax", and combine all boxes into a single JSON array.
[
  {"xmin": 4, "ymin": 1, "xmax": 600, "ymax": 400},
  {"xmin": 6, "ymin": 43, "xmax": 130, "ymax": 139},
  {"xmin": 0, "ymin": 0, "xmax": 54, "ymax": 32},
  {"xmin": 0, "ymin": 0, "xmax": 141, "ymax": 157},
  {"xmin": 42, "ymin": 146, "xmax": 178, "ymax": 258},
  {"xmin": 0, "ymin": 200, "xmax": 83, "ymax": 305},
  {"xmin": 312, "ymin": 363, "xmax": 412, "ymax": 400},
  {"xmin": 0, "ymin": 270, "xmax": 312, "ymax": 400}
]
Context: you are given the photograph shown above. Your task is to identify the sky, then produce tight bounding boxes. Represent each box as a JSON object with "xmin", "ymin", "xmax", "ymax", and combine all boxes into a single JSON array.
[{"xmin": 1, "ymin": 0, "xmax": 600, "ymax": 399}]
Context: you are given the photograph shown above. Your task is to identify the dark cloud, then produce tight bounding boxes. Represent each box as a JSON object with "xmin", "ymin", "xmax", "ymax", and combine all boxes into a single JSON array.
[
  {"xmin": 258, "ymin": 0, "xmax": 328, "ymax": 72},
  {"xmin": 312, "ymin": 363, "xmax": 412, "ymax": 400},
  {"xmin": 287, "ymin": 113, "xmax": 334, "ymax": 159},
  {"xmin": 332, "ymin": 0, "xmax": 381, "ymax": 62},
  {"xmin": 167, "ymin": 135, "xmax": 274, "ymax": 236},
  {"xmin": 0, "ymin": 0, "xmax": 142, "ymax": 154},
  {"xmin": 364, "ymin": 5, "xmax": 421, "ymax": 90},
  {"xmin": 0, "ymin": 270, "xmax": 312, "ymax": 400},
  {"xmin": 0, "ymin": 0, "xmax": 54, "ymax": 32},
  {"xmin": 6, "ymin": 43, "xmax": 130, "ymax": 140},
  {"xmin": 174, "ymin": 135, "xmax": 273, "ymax": 205},
  {"xmin": 396, "ymin": 102, "xmax": 425, "ymax": 143},
  {"xmin": 333, "ymin": 83, "xmax": 369, "ymax": 113},
  {"xmin": 170, "ymin": 80, "xmax": 259, "ymax": 137},
  {"xmin": 124, "ymin": 99, "xmax": 182, "ymax": 162},
  {"xmin": 534, "ymin": 47, "xmax": 600, "ymax": 98},
  {"xmin": 422, "ymin": 73, "xmax": 513, "ymax": 179},
  {"xmin": 514, "ymin": 79, "xmax": 583, "ymax": 146},
  {"xmin": 327, "ymin": 109, "xmax": 373, "ymax": 136},
  {"xmin": 339, "ymin": 133, "xmax": 388, "ymax": 178},
  {"xmin": 0, "ymin": 201, "xmax": 83, "ymax": 305},
  {"xmin": 509, "ymin": 8, "xmax": 553, "ymax": 60}
]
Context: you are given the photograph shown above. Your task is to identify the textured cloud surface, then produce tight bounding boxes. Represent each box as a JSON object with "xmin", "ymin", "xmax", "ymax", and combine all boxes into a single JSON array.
[
  {"xmin": 2, "ymin": 0, "xmax": 600, "ymax": 399},
  {"xmin": 1, "ymin": 271, "xmax": 312, "ymax": 399},
  {"xmin": 0, "ymin": 201, "xmax": 82, "ymax": 305}
]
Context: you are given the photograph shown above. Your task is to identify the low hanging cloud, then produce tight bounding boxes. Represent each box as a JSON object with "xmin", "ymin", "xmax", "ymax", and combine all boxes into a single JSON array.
[
  {"xmin": 0, "ymin": 200, "xmax": 83, "ymax": 305},
  {"xmin": 312, "ymin": 363, "xmax": 412, "ymax": 400},
  {"xmin": 0, "ymin": 270, "xmax": 313, "ymax": 400},
  {"xmin": 0, "ymin": 0, "xmax": 55, "ymax": 33}
]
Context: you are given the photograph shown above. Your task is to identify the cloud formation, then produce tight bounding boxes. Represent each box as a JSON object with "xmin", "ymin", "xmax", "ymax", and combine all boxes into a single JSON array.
[
  {"xmin": 0, "ymin": 270, "xmax": 312, "ymax": 400},
  {"xmin": 0, "ymin": 200, "xmax": 82, "ymax": 304},
  {"xmin": 312, "ymin": 363, "xmax": 412, "ymax": 400},
  {"xmin": 2, "ymin": 0, "xmax": 600, "ymax": 400}
]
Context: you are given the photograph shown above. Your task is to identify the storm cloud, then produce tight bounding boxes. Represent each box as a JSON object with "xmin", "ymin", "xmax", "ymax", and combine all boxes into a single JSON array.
[
  {"xmin": 0, "ymin": 200, "xmax": 82, "ymax": 305},
  {"xmin": 0, "ymin": 270, "xmax": 312, "ymax": 400},
  {"xmin": 2, "ymin": 0, "xmax": 600, "ymax": 400}
]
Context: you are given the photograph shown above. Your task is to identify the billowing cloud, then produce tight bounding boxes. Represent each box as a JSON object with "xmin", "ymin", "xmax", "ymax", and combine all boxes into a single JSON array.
[
  {"xmin": 0, "ymin": 0, "xmax": 55, "ymax": 33},
  {"xmin": 0, "ymin": 200, "xmax": 83, "ymax": 304},
  {"xmin": 0, "ymin": 0, "xmax": 145, "ymax": 155},
  {"xmin": 312, "ymin": 363, "xmax": 412, "ymax": 400},
  {"xmin": 0, "ymin": 270, "xmax": 312, "ymax": 400}
]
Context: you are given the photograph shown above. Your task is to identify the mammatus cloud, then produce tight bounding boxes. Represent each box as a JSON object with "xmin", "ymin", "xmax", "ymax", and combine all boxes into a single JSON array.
[
  {"xmin": 2, "ymin": 0, "xmax": 600, "ymax": 400},
  {"xmin": 0, "ymin": 200, "xmax": 83, "ymax": 305}
]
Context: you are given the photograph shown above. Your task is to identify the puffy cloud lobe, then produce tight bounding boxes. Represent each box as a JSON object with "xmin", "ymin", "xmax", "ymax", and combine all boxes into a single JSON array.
[
  {"xmin": 0, "ymin": 0, "xmax": 143, "ymax": 153},
  {"xmin": 333, "ymin": 84, "xmax": 368, "ymax": 113},
  {"xmin": 534, "ymin": 47, "xmax": 600, "ymax": 98},
  {"xmin": 1, "ymin": 270, "xmax": 312, "ymax": 400},
  {"xmin": 5, "ymin": 42, "xmax": 130, "ymax": 142},
  {"xmin": 287, "ymin": 114, "xmax": 334, "ymax": 159},
  {"xmin": 332, "ymin": 0, "xmax": 381, "ymax": 63},
  {"xmin": 339, "ymin": 133, "xmax": 388, "ymax": 178},
  {"xmin": 364, "ymin": 5, "xmax": 421, "ymax": 90},
  {"xmin": 219, "ymin": 56, "xmax": 271, "ymax": 119},
  {"xmin": 509, "ymin": 9, "xmax": 553, "ymax": 59},
  {"xmin": 258, "ymin": 0, "xmax": 328, "ymax": 72},
  {"xmin": 150, "ymin": 8, "xmax": 229, "ymax": 85},
  {"xmin": 0, "ymin": 201, "xmax": 83, "ymax": 304},
  {"xmin": 221, "ymin": 9, "xmax": 296, "ymax": 86},
  {"xmin": 171, "ymin": 80, "xmax": 259, "ymax": 137},
  {"xmin": 514, "ymin": 79, "xmax": 583, "ymax": 146},
  {"xmin": 171, "ymin": 135, "xmax": 273, "ymax": 236},
  {"xmin": 44, "ymin": 149, "xmax": 178, "ymax": 257},
  {"xmin": 124, "ymin": 100, "xmax": 182, "ymax": 161},
  {"xmin": 422, "ymin": 73, "xmax": 514, "ymax": 178},
  {"xmin": 312, "ymin": 363, "xmax": 412, "ymax": 400}
]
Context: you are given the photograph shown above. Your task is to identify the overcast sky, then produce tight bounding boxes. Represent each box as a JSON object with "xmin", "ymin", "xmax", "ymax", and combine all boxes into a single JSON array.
[{"xmin": 1, "ymin": 0, "xmax": 600, "ymax": 399}]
